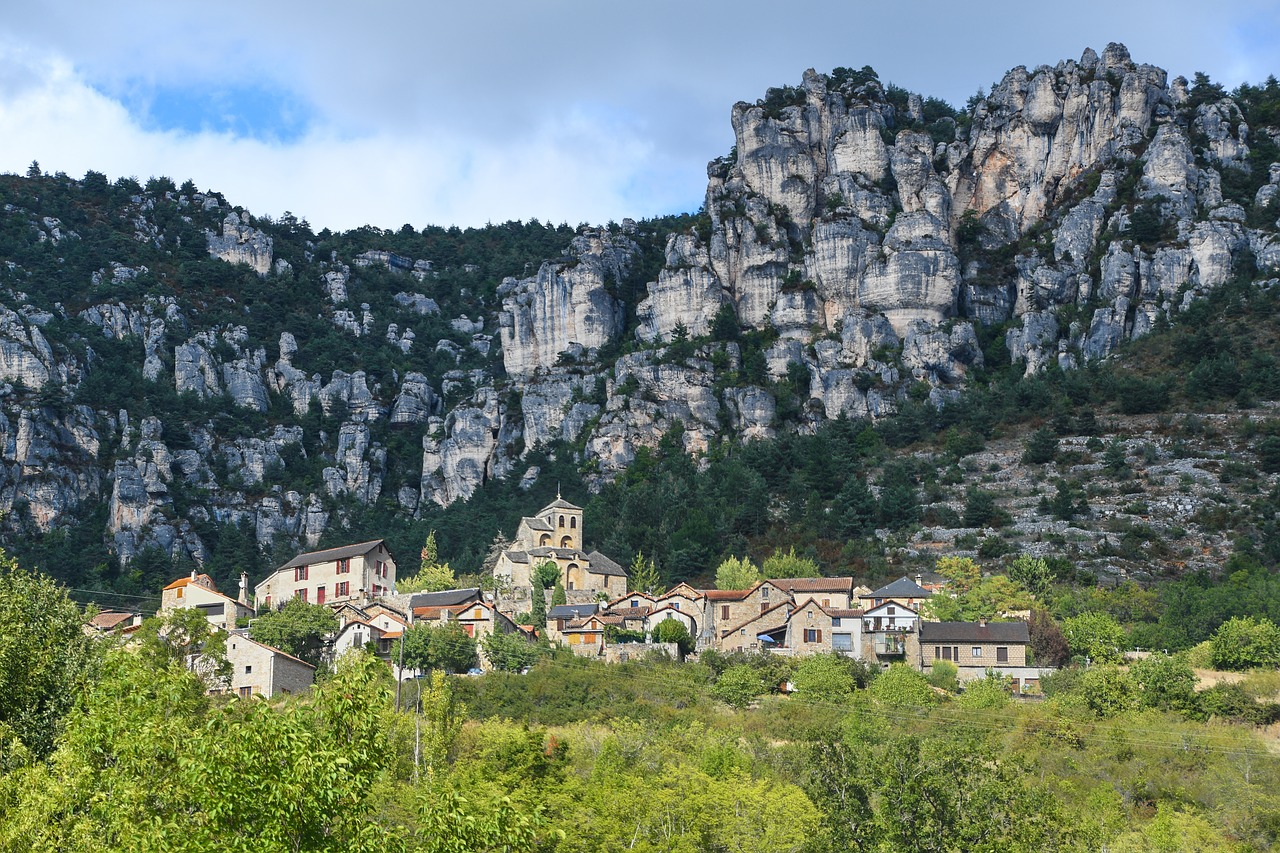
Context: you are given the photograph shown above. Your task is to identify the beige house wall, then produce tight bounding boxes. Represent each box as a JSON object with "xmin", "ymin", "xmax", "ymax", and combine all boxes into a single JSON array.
[
  {"xmin": 224, "ymin": 636, "xmax": 315, "ymax": 698},
  {"xmin": 921, "ymin": 640, "xmax": 1027, "ymax": 669},
  {"xmin": 256, "ymin": 543, "xmax": 397, "ymax": 609}
]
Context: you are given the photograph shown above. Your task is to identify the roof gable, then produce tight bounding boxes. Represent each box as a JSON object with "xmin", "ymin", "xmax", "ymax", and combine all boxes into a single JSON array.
[
  {"xmin": 276, "ymin": 539, "xmax": 387, "ymax": 572},
  {"xmin": 864, "ymin": 576, "xmax": 933, "ymax": 600}
]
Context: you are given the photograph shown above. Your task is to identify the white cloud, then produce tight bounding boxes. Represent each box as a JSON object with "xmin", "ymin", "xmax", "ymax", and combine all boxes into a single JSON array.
[{"xmin": 0, "ymin": 2, "xmax": 1274, "ymax": 230}]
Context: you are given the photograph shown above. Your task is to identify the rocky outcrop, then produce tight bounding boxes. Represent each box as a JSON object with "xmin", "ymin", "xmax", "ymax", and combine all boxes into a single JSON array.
[
  {"xmin": 205, "ymin": 212, "xmax": 273, "ymax": 275},
  {"xmin": 419, "ymin": 387, "xmax": 515, "ymax": 507},
  {"xmin": 499, "ymin": 229, "xmax": 633, "ymax": 377}
]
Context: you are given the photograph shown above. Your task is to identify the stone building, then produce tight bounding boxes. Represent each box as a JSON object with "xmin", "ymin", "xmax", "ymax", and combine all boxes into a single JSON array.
[
  {"xmin": 218, "ymin": 634, "xmax": 316, "ymax": 698},
  {"xmin": 160, "ymin": 571, "xmax": 255, "ymax": 631},
  {"xmin": 255, "ymin": 539, "xmax": 397, "ymax": 610},
  {"xmin": 493, "ymin": 496, "xmax": 627, "ymax": 606}
]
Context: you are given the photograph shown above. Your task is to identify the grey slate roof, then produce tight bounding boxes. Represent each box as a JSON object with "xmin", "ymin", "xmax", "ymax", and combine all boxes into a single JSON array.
[
  {"xmin": 542, "ymin": 497, "xmax": 583, "ymax": 511},
  {"xmin": 506, "ymin": 550, "xmax": 530, "ymax": 563},
  {"xmin": 549, "ymin": 603, "xmax": 599, "ymax": 620},
  {"xmin": 865, "ymin": 576, "xmax": 932, "ymax": 600},
  {"xmin": 277, "ymin": 539, "xmax": 387, "ymax": 571},
  {"xmin": 919, "ymin": 621, "xmax": 1030, "ymax": 644},
  {"xmin": 407, "ymin": 588, "xmax": 482, "ymax": 609},
  {"xmin": 521, "ymin": 516, "xmax": 553, "ymax": 532},
  {"xmin": 585, "ymin": 551, "xmax": 627, "ymax": 577}
]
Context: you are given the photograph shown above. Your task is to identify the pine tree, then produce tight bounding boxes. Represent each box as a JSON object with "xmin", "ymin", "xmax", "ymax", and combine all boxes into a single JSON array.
[
  {"xmin": 629, "ymin": 551, "xmax": 661, "ymax": 594},
  {"xmin": 551, "ymin": 580, "xmax": 567, "ymax": 607},
  {"xmin": 835, "ymin": 476, "xmax": 878, "ymax": 537}
]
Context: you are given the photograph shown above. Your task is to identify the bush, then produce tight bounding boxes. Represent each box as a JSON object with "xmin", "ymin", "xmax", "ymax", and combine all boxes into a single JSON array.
[
  {"xmin": 792, "ymin": 653, "xmax": 855, "ymax": 701},
  {"xmin": 1022, "ymin": 428, "xmax": 1059, "ymax": 464},
  {"xmin": 1209, "ymin": 616, "xmax": 1280, "ymax": 671},
  {"xmin": 926, "ymin": 660, "xmax": 959, "ymax": 692},
  {"xmin": 868, "ymin": 663, "xmax": 937, "ymax": 707},
  {"xmin": 1078, "ymin": 665, "xmax": 1139, "ymax": 717},
  {"xmin": 712, "ymin": 664, "xmax": 766, "ymax": 708},
  {"xmin": 1131, "ymin": 654, "xmax": 1198, "ymax": 714},
  {"xmin": 957, "ymin": 672, "xmax": 1011, "ymax": 709}
]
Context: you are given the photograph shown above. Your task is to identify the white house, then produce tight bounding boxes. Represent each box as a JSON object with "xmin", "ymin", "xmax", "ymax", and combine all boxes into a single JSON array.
[{"xmin": 255, "ymin": 540, "xmax": 397, "ymax": 610}]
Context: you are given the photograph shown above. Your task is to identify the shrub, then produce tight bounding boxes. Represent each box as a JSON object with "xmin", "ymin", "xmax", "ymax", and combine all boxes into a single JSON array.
[
  {"xmin": 1209, "ymin": 616, "xmax": 1280, "ymax": 670},
  {"xmin": 926, "ymin": 660, "xmax": 959, "ymax": 692},
  {"xmin": 1021, "ymin": 428, "xmax": 1059, "ymax": 464},
  {"xmin": 792, "ymin": 653, "xmax": 855, "ymax": 701},
  {"xmin": 1078, "ymin": 665, "xmax": 1139, "ymax": 717},
  {"xmin": 1061, "ymin": 612, "xmax": 1127, "ymax": 663},
  {"xmin": 868, "ymin": 663, "xmax": 937, "ymax": 707},
  {"xmin": 712, "ymin": 664, "xmax": 766, "ymax": 708}
]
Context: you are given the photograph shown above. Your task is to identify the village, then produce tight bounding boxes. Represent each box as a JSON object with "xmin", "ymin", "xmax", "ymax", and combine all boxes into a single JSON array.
[{"xmin": 87, "ymin": 495, "xmax": 1054, "ymax": 699}]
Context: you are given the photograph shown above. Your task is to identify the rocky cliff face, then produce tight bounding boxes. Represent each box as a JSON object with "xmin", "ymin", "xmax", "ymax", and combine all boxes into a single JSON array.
[{"xmin": 0, "ymin": 43, "xmax": 1276, "ymax": 577}]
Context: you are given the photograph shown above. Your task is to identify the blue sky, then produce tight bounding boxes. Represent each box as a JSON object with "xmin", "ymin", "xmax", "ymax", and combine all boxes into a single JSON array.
[{"xmin": 0, "ymin": 1, "xmax": 1276, "ymax": 231}]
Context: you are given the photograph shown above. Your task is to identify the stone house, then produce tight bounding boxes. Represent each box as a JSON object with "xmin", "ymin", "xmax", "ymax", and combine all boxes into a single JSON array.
[
  {"xmin": 782, "ymin": 599, "xmax": 865, "ymax": 657},
  {"xmin": 919, "ymin": 621, "xmax": 1039, "ymax": 689},
  {"xmin": 86, "ymin": 610, "xmax": 143, "ymax": 635},
  {"xmin": 411, "ymin": 598, "xmax": 522, "ymax": 670},
  {"xmin": 717, "ymin": 600, "xmax": 793, "ymax": 653},
  {"xmin": 644, "ymin": 604, "xmax": 698, "ymax": 639},
  {"xmin": 859, "ymin": 601, "xmax": 921, "ymax": 664},
  {"xmin": 561, "ymin": 614, "xmax": 610, "ymax": 655},
  {"xmin": 493, "ymin": 497, "xmax": 627, "ymax": 606},
  {"xmin": 546, "ymin": 602, "xmax": 601, "ymax": 644},
  {"xmin": 160, "ymin": 571, "xmax": 255, "ymax": 631},
  {"xmin": 255, "ymin": 539, "xmax": 397, "ymax": 611},
  {"xmin": 218, "ymin": 634, "xmax": 315, "ymax": 698},
  {"xmin": 858, "ymin": 575, "xmax": 933, "ymax": 612},
  {"xmin": 702, "ymin": 581, "xmax": 789, "ymax": 643},
  {"xmin": 768, "ymin": 577, "xmax": 857, "ymax": 609}
]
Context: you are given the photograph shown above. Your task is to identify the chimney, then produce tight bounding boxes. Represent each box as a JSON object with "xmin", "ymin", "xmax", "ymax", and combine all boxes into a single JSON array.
[
  {"xmin": 239, "ymin": 571, "xmax": 249, "ymax": 605},
  {"xmin": 979, "ymin": 617, "xmax": 987, "ymax": 628},
  {"xmin": 190, "ymin": 568, "xmax": 197, "ymax": 582},
  {"xmin": 915, "ymin": 573, "xmax": 923, "ymax": 587}
]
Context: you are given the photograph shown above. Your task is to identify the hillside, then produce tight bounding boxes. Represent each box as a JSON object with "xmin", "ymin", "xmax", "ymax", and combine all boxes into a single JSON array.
[{"xmin": 0, "ymin": 43, "xmax": 1277, "ymax": 613}]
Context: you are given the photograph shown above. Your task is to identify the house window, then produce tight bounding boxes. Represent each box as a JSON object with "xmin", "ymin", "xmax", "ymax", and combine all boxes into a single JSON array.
[
  {"xmin": 631, "ymin": 599, "xmax": 639, "ymax": 608},
  {"xmin": 337, "ymin": 581, "xmax": 350, "ymax": 597},
  {"xmin": 832, "ymin": 617, "xmax": 841, "ymax": 627},
  {"xmin": 833, "ymin": 633, "xmax": 852, "ymax": 651},
  {"xmin": 297, "ymin": 588, "xmax": 308, "ymax": 602},
  {"xmin": 807, "ymin": 610, "xmax": 814, "ymax": 621},
  {"xmin": 672, "ymin": 602, "xmax": 679, "ymax": 610},
  {"xmin": 463, "ymin": 624, "xmax": 475, "ymax": 637},
  {"xmin": 558, "ymin": 515, "xmax": 565, "ymax": 528},
  {"xmin": 295, "ymin": 565, "xmax": 309, "ymax": 581},
  {"xmin": 762, "ymin": 587, "xmax": 770, "ymax": 600},
  {"xmin": 570, "ymin": 517, "xmax": 577, "ymax": 529},
  {"xmin": 583, "ymin": 632, "xmax": 596, "ymax": 643},
  {"xmin": 721, "ymin": 605, "xmax": 730, "ymax": 619},
  {"xmin": 176, "ymin": 587, "xmax": 184, "ymax": 599},
  {"xmin": 238, "ymin": 686, "xmax": 253, "ymax": 698},
  {"xmin": 972, "ymin": 647, "xmax": 982, "ymax": 658},
  {"xmin": 245, "ymin": 665, "xmax": 253, "ymax": 674},
  {"xmin": 996, "ymin": 647, "xmax": 1009, "ymax": 663},
  {"xmin": 942, "ymin": 646, "xmax": 953, "ymax": 661},
  {"xmin": 568, "ymin": 581, "xmax": 575, "ymax": 590},
  {"xmin": 740, "ymin": 628, "xmax": 746, "ymax": 636},
  {"xmin": 540, "ymin": 534, "xmax": 551, "ymax": 546},
  {"xmin": 338, "ymin": 559, "xmax": 350, "ymax": 574},
  {"xmin": 887, "ymin": 606, "xmax": 895, "ymax": 615},
  {"xmin": 805, "ymin": 629, "xmax": 822, "ymax": 643},
  {"xmin": 561, "ymin": 536, "xmax": 572, "ymax": 548},
  {"xmin": 474, "ymin": 608, "xmax": 483, "ymax": 619}
]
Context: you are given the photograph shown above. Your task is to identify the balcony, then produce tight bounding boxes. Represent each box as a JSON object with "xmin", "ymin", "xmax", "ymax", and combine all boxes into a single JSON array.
[{"xmin": 874, "ymin": 634, "xmax": 906, "ymax": 656}]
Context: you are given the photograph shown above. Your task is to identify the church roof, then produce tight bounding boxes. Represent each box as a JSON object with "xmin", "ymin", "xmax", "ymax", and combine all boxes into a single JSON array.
[
  {"xmin": 520, "ymin": 516, "xmax": 553, "ymax": 532},
  {"xmin": 541, "ymin": 497, "xmax": 583, "ymax": 512},
  {"xmin": 585, "ymin": 551, "xmax": 626, "ymax": 577}
]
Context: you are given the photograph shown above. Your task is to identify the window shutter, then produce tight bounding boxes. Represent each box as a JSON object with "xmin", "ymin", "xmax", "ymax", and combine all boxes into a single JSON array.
[{"xmin": 817, "ymin": 629, "xmax": 822, "ymax": 643}]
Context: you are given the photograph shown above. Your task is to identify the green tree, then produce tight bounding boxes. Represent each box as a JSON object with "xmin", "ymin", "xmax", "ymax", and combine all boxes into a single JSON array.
[
  {"xmin": 761, "ymin": 546, "xmax": 820, "ymax": 579},
  {"xmin": 793, "ymin": 653, "xmax": 855, "ymax": 701},
  {"xmin": 533, "ymin": 559, "xmax": 560, "ymax": 590},
  {"xmin": 715, "ymin": 555, "xmax": 760, "ymax": 590},
  {"xmin": 1209, "ymin": 615, "xmax": 1280, "ymax": 670},
  {"xmin": 551, "ymin": 580, "xmax": 567, "ymax": 607},
  {"xmin": 962, "ymin": 488, "xmax": 1009, "ymax": 528},
  {"xmin": 530, "ymin": 580, "xmax": 547, "ymax": 629},
  {"xmin": 1008, "ymin": 554, "xmax": 1052, "ymax": 597},
  {"xmin": 652, "ymin": 619, "xmax": 695, "ymax": 658},
  {"xmin": 401, "ymin": 621, "xmax": 479, "ymax": 674},
  {"xmin": 1078, "ymin": 665, "xmax": 1139, "ymax": 717},
  {"xmin": 712, "ymin": 664, "xmax": 766, "ymax": 708},
  {"xmin": 1131, "ymin": 653, "xmax": 1198, "ymax": 714},
  {"xmin": 481, "ymin": 628, "xmax": 545, "ymax": 673},
  {"xmin": 400, "ymin": 530, "xmax": 457, "ymax": 593},
  {"xmin": 1103, "ymin": 439, "xmax": 1130, "ymax": 476},
  {"xmin": 0, "ymin": 556, "xmax": 97, "ymax": 759},
  {"xmin": 868, "ymin": 663, "xmax": 937, "ymax": 707},
  {"xmin": 1022, "ymin": 428, "xmax": 1058, "ymax": 464},
  {"xmin": 1062, "ymin": 612, "xmax": 1127, "ymax": 663},
  {"xmin": 835, "ymin": 475, "xmax": 879, "ymax": 537},
  {"xmin": 628, "ymin": 550, "xmax": 661, "ymax": 594},
  {"xmin": 250, "ymin": 597, "xmax": 338, "ymax": 667}
]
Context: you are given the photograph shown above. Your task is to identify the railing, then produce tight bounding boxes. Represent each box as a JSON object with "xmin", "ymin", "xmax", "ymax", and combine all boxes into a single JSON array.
[{"xmin": 874, "ymin": 635, "xmax": 906, "ymax": 655}]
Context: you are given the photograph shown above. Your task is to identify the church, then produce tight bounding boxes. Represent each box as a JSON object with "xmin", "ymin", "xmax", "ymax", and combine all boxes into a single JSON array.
[{"xmin": 493, "ymin": 495, "xmax": 627, "ymax": 606}]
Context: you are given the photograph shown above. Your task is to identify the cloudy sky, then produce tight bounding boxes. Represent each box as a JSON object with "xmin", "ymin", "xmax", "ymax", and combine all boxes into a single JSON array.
[{"xmin": 1, "ymin": 1, "xmax": 1276, "ymax": 231}]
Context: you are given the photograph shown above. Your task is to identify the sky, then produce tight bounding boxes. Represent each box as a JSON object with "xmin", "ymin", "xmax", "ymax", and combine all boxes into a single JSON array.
[{"xmin": 0, "ymin": 1, "xmax": 1276, "ymax": 232}]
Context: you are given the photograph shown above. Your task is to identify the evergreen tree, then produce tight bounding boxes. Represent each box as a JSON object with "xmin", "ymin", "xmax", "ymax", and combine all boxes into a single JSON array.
[
  {"xmin": 551, "ymin": 580, "xmax": 566, "ymax": 607},
  {"xmin": 835, "ymin": 475, "xmax": 878, "ymax": 537},
  {"xmin": 1021, "ymin": 428, "xmax": 1058, "ymax": 464},
  {"xmin": 530, "ymin": 580, "xmax": 547, "ymax": 629},
  {"xmin": 629, "ymin": 551, "xmax": 661, "ymax": 594}
]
